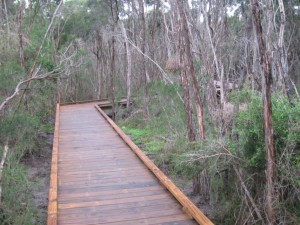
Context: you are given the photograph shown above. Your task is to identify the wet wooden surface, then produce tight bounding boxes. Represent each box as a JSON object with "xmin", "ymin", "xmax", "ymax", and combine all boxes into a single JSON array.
[{"xmin": 56, "ymin": 102, "xmax": 198, "ymax": 225}]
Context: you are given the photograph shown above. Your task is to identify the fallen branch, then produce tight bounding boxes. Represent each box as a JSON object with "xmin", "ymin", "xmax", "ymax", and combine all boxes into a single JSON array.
[
  {"xmin": 186, "ymin": 152, "xmax": 242, "ymax": 161},
  {"xmin": 0, "ymin": 145, "xmax": 9, "ymax": 203},
  {"xmin": 124, "ymin": 109, "xmax": 144, "ymax": 122}
]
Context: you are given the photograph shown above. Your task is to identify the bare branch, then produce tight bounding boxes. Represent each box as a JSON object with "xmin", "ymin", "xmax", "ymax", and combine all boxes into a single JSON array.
[
  {"xmin": 0, "ymin": 68, "xmax": 60, "ymax": 112},
  {"xmin": 127, "ymin": 38, "xmax": 173, "ymax": 84}
]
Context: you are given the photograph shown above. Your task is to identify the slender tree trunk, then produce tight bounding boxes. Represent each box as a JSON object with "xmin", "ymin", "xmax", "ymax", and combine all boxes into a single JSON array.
[
  {"xmin": 120, "ymin": 21, "xmax": 131, "ymax": 108},
  {"xmin": 277, "ymin": 0, "xmax": 292, "ymax": 102},
  {"xmin": 109, "ymin": 37, "xmax": 116, "ymax": 120},
  {"xmin": 3, "ymin": 0, "xmax": 9, "ymax": 48},
  {"xmin": 138, "ymin": 0, "xmax": 149, "ymax": 114},
  {"xmin": 94, "ymin": 31, "xmax": 103, "ymax": 99},
  {"xmin": 1, "ymin": 0, "xmax": 4, "ymax": 22},
  {"xmin": 178, "ymin": 0, "xmax": 205, "ymax": 140},
  {"xmin": 52, "ymin": 14, "xmax": 62, "ymax": 66},
  {"xmin": 0, "ymin": 145, "xmax": 8, "ymax": 204},
  {"xmin": 97, "ymin": 55, "xmax": 102, "ymax": 99},
  {"xmin": 252, "ymin": 1, "xmax": 276, "ymax": 224},
  {"xmin": 18, "ymin": 0, "xmax": 25, "ymax": 70}
]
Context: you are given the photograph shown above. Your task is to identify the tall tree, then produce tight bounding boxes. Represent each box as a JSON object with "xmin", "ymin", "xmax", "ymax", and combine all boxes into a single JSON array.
[
  {"xmin": 17, "ymin": 0, "xmax": 25, "ymax": 69},
  {"xmin": 119, "ymin": 20, "xmax": 132, "ymax": 108},
  {"xmin": 138, "ymin": 0, "xmax": 149, "ymax": 114},
  {"xmin": 177, "ymin": 0, "xmax": 206, "ymax": 140},
  {"xmin": 92, "ymin": 30, "xmax": 104, "ymax": 99},
  {"xmin": 252, "ymin": 0, "xmax": 276, "ymax": 224},
  {"xmin": 107, "ymin": 0, "xmax": 119, "ymax": 120}
]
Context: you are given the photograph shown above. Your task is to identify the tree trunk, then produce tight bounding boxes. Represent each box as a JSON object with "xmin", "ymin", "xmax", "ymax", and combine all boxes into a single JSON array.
[
  {"xmin": 277, "ymin": 0, "xmax": 292, "ymax": 102},
  {"xmin": 138, "ymin": 0, "xmax": 149, "ymax": 114},
  {"xmin": 109, "ymin": 37, "xmax": 116, "ymax": 120},
  {"xmin": 18, "ymin": 0, "xmax": 25, "ymax": 69},
  {"xmin": 177, "ymin": 0, "xmax": 206, "ymax": 140},
  {"xmin": 120, "ymin": 21, "xmax": 131, "ymax": 108},
  {"xmin": 108, "ymin": 0, "xmax": 119, "ymax": 120},
  {"xmin": 252, "ymin": 1, "xmax": 276, "ymax": 224},
  {"xmin": 3, "ymin": 0, "xmax": 9, "ymax": 48},
  {"xmin": 95, "ymin": 31, "xmax": 103, "ymax": 99},
  {"xmin": 179, "ymin": 27, "xmax": 195, "ymax": 142}
]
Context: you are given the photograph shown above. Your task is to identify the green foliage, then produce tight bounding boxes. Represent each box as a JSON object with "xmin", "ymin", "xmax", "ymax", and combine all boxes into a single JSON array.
[
  {"xmin": 119, "ymin": 81, "xmax": 184, "ymax": 157},
  {"xmin": 231, "ymin": 89, "xmax": 300, "ymax": 170},
  {"xmin": 0, "ymin": 160, "xmax": 38, "ymax": 225},
  {"xmin": 0, "ymin": 79, "xmax": 56, "ymax": 224}
]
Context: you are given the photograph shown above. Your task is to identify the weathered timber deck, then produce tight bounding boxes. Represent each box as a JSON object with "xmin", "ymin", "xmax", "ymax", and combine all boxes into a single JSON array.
[{"xmin": 48, "ymin": 101, "xmax": 213, "ymax": 225}]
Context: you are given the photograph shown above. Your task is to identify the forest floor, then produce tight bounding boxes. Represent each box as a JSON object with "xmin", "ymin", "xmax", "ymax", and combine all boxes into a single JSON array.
[{"xmin": 23, "ymin": 132, "xmax": 53, "ymax": 224}]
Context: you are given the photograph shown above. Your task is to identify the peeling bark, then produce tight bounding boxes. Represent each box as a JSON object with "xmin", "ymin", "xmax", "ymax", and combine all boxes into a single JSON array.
[{"xmin": 252, "ymin": 1, "xmax": 276, "ymax": 224}]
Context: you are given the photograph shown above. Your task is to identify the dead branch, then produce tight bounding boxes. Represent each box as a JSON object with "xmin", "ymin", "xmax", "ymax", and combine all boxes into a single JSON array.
[
  {"xmin": 126, "ymin": 38, "xmax": 173, "ymax": 84},
  {"xmin": 186, "ymin": 152, "xmax": 242, "ymax": 161},
  {"xmin": 124, "ymin": 109, "xmax": 144, "ymax": 122},
  {"xmin": 0, "ymin": 68, "xmax": 60, "ymax": 112}
]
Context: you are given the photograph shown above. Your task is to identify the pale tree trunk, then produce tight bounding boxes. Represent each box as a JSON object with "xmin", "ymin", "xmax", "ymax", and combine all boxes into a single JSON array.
[
  {"xmin": 3, "ymin": 0, "xmax": 9, "ymax": 48},
  {"xmin": 119, "ymin": 21, "xmax": 131, "ymax": 108},
  {"xmin": 177, "ymin": 0, "xmax": 205, "ymax": 140},
  {"xmin": 201, "ymin": 2, "xmax": 220, "ymax": 79},
  {"xmin": 18, "ymin": 0, "xmax": 25, "ymax": 70},
  {"xmin": 52, "ymin": 13, "xmax": 62, "ymax": 65},
  {"xmin": 51, "ymin": 14, "xmax": 63, "ymax": 103},
  {"xmin": 252, "ymin": 1, "xmax": 276, "ymax": 224},
  {"xmin": 277, "ymin": 0, "xmax": 292, "ymax": 102},
  {"xmin": 1, "ymin": 0, "xmax": 3, "ymax": 22},
  {"xmin": 0, "ymin": 145, "xmax": 8, "ymax": 204},
  {"xmin": 138, "ymin": 0, "xmax": 149, "ymax": 114}
]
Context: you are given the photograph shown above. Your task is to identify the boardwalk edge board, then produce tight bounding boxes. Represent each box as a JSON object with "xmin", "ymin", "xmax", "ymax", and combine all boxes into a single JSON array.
[
  {"xmin": 95, "ymin": 104, "xmax": 214, "ymax": 225},
  {"xmin": 60, "ymin": 97, "xmax": 129, "ymax": 106},
  {"xmin": 47, "ymin": 104, "xmax": 60, "ymax": 225},
  {"xmin": 59, "ymin": 99, "xmax": 101, "ymax": 106}
]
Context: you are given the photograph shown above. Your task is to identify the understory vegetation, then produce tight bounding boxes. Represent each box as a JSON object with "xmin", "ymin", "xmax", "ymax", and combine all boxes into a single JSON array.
[{"xmin": 119, "ymin": 82, "xmax": 300, "ymax": 224}]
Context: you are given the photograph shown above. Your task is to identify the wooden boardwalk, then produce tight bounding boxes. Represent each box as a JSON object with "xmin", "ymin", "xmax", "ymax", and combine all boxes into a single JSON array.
[{"xmin": 48, "ymin": 101, "xmax": 213, "ymax": 225}]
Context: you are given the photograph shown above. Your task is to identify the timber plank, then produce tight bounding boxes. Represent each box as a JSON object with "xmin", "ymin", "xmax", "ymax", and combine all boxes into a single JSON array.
[
  {"xmin": 58, "ymin": 203, "xmax": 183, "ymax": 224},
  {"xmin": 58, "ymin": 189, "xmax": 168, "ymax": 204},
  {"xmin": 58, "ymin": 185, "xmax": 164, "ymax": 200},
  {"xmin": 58, "ymin": 198, "xmax": 177, "ymax": 216}
]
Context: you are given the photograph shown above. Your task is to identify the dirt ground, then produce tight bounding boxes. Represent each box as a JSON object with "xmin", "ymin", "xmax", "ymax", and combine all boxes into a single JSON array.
[{"xmin": 24, "ymin": 132, "xmax": 53, "ymax": 224}]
